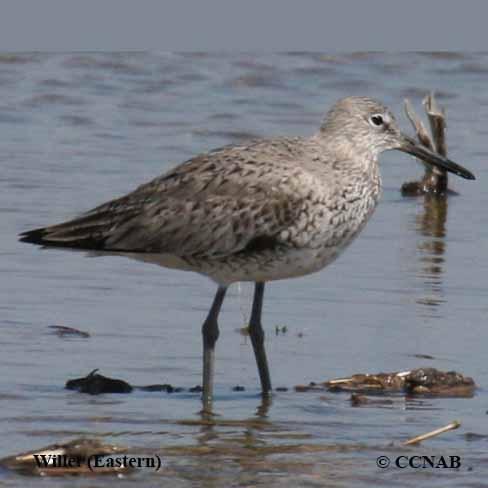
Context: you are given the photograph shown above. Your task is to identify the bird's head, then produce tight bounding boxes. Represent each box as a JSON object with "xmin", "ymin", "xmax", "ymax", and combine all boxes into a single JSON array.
[{"xmin": 318, "ymin": 96, "xmax": 475, "ymax": 180}]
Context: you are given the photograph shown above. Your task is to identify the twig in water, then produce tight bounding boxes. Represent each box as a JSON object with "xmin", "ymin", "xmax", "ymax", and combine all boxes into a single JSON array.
[
  {"xmin": 402, "ymin": 420, "xmax": 461, "ymax": 446},
  {"xmin": 402, "ymin": 93, "xmax": 449, "ymax": 195}
]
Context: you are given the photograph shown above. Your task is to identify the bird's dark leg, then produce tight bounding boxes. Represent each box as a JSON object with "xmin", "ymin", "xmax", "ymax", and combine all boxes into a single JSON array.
[
  {"xmin": 249, "ymin": 282, "xmax": 272, "ymax": 395},
  {"xmin": 201, "ymin": 286, "xmax": 227, "ymax": 410}
]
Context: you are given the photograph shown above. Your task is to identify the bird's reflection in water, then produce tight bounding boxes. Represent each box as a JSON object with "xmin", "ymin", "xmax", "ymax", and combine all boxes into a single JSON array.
[
  {"xmin": 169, "ymin": 396, "xmax": 276, "ymax": 485},
  {"xmin": 192, "ymin": 394, "xmax": 273, "ymax": 445},
  {"xmin": 255, "ymin": 394, "xmax": 272, "ymax": 418},
  {"xmin": 415, "ymin": 194, "xmax": 448, "ymax": 317},
  {"xmin": 162, "ymin": 392, "xmax": 372, "ymax": 486}
]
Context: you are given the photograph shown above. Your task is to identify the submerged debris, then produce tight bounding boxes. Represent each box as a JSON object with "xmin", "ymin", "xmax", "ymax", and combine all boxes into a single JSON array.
[
  {"xmin": 0, "ymin": 438, "xmax": 128, "ymax": 476},
  {"xmin": 236, "ymin": 326, "xmax": 250, "ymax": 336},
  {"xmin": 295, "ymin": 381, "xmax": 322, "ymax": 392},
  {"xmin": 464, "ymin": 432, "xmax": 488, "ymax": 442},
  {"xmin": 350, "ymin": 393, "xmax": 394, "ymax": 407},
  {"xmin": 65, "ymin": 366, "xmax": 474, "ymax": 398},
  {"xmin": 138, "ymin": 384, "xmax": 184, "ymax": 393},
  {"xmin": 296, "ymin": 368, "xmax": 475, "ymax": 397},
  {"xmin": 410, "ymin": 353, "xmax": 435, "ymax": 360},
  {"xmin": 48, "ymin": 325, "xmax": 90, "ymax": 338},
  {"xmin": 401, "ymin": 93, "xmax": 453, "ymax": 196},
  {"xmin": 275, "ymin": 325, "xmax": 288, "ymax": 335},
  {"xmin": 325, "ymin": 372, "xmax": 406, "ymax": 393},
  {"xmin": 404, "ymin": 368, "xmax": 475, "ymax": 397},
  {"xmin": 65, "ymin": 371, "xmax": 190, "ymax": 395},
  {"xmin": 66, "ymin": 369, "xmax": 133, "ymax": 394},
  {"xmin": 65, "ymin": 373, "xmax": 248, "ymax": 396}
]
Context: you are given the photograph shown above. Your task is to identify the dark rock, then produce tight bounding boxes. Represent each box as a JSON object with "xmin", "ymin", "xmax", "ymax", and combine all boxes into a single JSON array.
[
  {"xmin": 138, "ymin": 384, "xmax": 174, "ymax": 393},
  {"xmin": 66, "ymin": 369, "xmax": 133, "ymax": 394}
]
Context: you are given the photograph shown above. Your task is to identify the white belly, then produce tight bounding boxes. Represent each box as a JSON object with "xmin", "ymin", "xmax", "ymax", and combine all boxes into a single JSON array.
[{"xmin": 97, "ymin": 184, "xmax": 379, "ymax": 286}]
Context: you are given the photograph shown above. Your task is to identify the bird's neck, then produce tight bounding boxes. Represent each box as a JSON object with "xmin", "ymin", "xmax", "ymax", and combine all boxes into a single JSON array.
[
  {"xmin": 310, "ymin": 132, "xmax": 382, "ymax": 200},
  {"xmin": 311, "ymin": 132, "xmax": 380, "ymax": 169}
]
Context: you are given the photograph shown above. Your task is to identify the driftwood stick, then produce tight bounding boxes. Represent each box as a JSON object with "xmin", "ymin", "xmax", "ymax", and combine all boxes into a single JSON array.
[
  {"xmin": 402, "ymin": 420, "xmax": 461, "ymax": 446},
  {"xmin": 326, "ymin": 370, "xmax": 412, "ymax": 386},
  {"xmin": 327, "ymin": 377, "xmax": 355, "ymax": 385},
  {"xmin": 404, "ymin": 99, "xmax": 435, "ymax": 152},
  {"xmin": 402, "ymin": 94, "xmax": 449, "ymax": 194},
  {"xmin": 424, "ymin": 93, "xmax": 447, "ymax": 157}
]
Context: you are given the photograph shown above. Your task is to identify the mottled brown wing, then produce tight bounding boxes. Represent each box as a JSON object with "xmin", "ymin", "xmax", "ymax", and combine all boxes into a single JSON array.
[
  {"xmin": 102, "ymin": 192, "xmax": 300, "ymax": 257},
  {"xmin": 19, "ymin": 144, "xmax": 307, "ymax": 258}
]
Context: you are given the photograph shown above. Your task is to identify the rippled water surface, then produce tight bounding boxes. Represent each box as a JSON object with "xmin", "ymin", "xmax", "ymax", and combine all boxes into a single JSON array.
[{"xmin": 1, "ymin": 53, "xmax": 488, "ymax": 487}]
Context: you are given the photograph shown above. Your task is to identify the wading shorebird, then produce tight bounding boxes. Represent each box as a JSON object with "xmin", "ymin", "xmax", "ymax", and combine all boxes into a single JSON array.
[{"xmin": 19, "ymin": 97, "xmax": 475, "ymax": 409}]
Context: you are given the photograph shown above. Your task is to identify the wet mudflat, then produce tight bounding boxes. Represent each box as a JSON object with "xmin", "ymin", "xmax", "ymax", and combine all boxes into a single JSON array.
[{"xmin": 2, "ymin": 53, "xmax": 488, "ymax": 487}]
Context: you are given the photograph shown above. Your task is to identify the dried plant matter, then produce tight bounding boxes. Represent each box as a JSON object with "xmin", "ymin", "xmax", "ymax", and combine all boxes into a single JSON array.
[
  {"xmin": 0, "ymin": 438, "xmax": 127, "ymax": 476},
  {"xmin": 295, "ymin": 367, "xmax": 476, "ymax": 397},
  {"xmin": 402, "ymin": 93, "xmax": 451, "ymax": 195}
]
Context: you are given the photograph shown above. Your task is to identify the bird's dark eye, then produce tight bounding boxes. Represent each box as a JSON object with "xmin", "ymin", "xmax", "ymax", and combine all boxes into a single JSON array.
[{"xmin": 369, "ymin": 114, "xmax": 384, "ymax": 127}]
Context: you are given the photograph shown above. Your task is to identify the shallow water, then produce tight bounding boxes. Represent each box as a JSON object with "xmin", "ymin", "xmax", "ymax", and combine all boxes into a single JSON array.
[{"xmin": 1, "ymin": 52, "xmax": 488, "ymax": 486}]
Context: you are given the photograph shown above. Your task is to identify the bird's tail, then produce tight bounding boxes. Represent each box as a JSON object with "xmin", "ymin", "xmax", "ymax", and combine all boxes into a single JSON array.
[{"xmin": 19, "ymin": 210, "xmax": 117, "ymax": 250}]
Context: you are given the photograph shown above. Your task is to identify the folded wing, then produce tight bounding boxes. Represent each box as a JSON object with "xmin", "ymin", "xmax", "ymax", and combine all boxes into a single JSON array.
[{"xmin": 20, "ymin": 143, "xmax": 309, "ymax": 259}]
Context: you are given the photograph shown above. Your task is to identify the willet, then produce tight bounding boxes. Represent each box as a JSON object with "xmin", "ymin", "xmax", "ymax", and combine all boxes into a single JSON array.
[{"xmin": 19, "ymin": 96, "xmax": 475, "ymax": 409}]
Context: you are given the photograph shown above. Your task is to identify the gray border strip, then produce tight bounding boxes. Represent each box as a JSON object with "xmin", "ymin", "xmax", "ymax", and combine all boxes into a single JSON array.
[{"xmin": 1, "ymin": 0, "xmax": 486, "ymax": 50}]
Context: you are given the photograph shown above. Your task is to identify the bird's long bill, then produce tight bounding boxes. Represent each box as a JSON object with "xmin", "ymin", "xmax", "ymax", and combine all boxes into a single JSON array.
[{"xmin": 399, "ymin": 135, "xmax": 475, "ymax": 180}]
